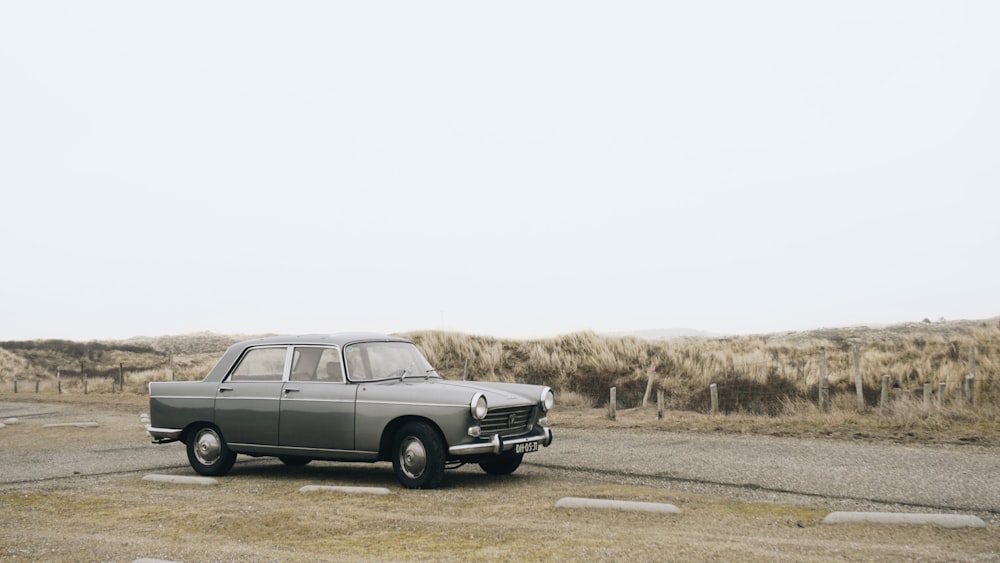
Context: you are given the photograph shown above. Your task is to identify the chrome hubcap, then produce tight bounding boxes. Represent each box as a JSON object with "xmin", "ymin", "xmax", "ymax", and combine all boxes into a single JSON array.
[
  {"xmin": 194, "ymin": 429, "xmax": 221, "ymax": 466},
  {"xmin": 399, "ymin": 437, "xmax": 426, "ymax": 479}
]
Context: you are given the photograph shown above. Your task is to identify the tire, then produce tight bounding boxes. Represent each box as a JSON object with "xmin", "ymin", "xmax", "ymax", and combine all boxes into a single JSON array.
[
  {"xmin": 186, "ymin": 425, "xmax": 237, "ymax": 476},
  {"xmin": 391, "ymin": 421, "xmax": 445, "ymax": 489},
  {"xmin": 278, "ymin": 455, "xmax": 312, "ymax": 467},
  {"xmin": 479, "ymin": 452, "xmax": 524, "ymax": 475}
]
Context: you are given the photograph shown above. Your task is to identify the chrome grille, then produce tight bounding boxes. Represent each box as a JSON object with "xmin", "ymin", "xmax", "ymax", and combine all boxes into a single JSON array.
[{"xmin": 481, "ymin": 405, "xmax": 535, "ymax": 437}]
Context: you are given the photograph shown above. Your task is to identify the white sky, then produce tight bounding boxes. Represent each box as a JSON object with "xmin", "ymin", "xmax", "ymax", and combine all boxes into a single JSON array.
[{"xmin": 1, "ymin": 2, "xmax": 997, "ymax": 341}]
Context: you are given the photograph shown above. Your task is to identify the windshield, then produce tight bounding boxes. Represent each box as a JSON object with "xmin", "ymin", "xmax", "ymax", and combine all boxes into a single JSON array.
[{"xmin": 343, "ymin": 341, "xmax": 438, "ymax": 381}]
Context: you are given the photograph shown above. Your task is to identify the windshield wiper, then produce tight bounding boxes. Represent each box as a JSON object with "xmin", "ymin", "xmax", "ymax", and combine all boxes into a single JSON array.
[
  {"xmin": 424, "ymin": 368, "xmax": 438, "ymax": 380},
  {"xmin": 399, "ymin": 362, "xmax": 415, "ymax": 382}
]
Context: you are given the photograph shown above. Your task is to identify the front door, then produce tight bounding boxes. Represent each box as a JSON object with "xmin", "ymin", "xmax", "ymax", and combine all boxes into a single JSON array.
[{"xmin": 279, "ymin": 346, "xmax": 357, "ymax": 451}]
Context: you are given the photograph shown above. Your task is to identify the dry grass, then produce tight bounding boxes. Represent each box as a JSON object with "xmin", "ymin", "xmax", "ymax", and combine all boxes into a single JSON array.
[
  {"xmin": 2, "ymin": 319, "xmax": 997, "ymax": 419},
  {"xmin": 551, "ymin": 401, "xmax": 1000, "ymax": 447},
  {"xmin": 409, "ymin": 319, "xmax": 1000, "ymax": 414}
]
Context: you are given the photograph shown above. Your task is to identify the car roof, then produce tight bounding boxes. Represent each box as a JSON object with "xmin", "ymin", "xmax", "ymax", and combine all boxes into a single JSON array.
[{"xmin": 233, "ymin": 332, "xmax": 411, "ymax": 348}]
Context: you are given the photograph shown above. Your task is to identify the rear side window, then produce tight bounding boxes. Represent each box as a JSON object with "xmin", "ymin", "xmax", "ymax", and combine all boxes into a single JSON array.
[{"xmin": 229, "ymin": 347, "xmax": 287, "ymax": 382}]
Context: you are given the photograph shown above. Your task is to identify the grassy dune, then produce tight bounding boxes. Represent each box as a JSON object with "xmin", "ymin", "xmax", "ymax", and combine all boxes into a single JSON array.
[
  {"xmin": 408, "ymin": 319, "xmax": 999, "ymax": 413},
  {"xmin": 2, "ymin": 319, "xmax": 997, "ymax": 418}
]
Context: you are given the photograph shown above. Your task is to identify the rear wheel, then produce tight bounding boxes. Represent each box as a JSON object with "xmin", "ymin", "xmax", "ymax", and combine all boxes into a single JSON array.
[
  {"xmin": 278, "ymin": 455, "xmax": 312, "ymax": 467},
  {"xmin": 479, "ymin": 452, "xmax": 523, "ymax": 475},
  {"xmin": 391, "ymin": 421, "xmax": 445, "ymax": 489},
  {"xmin": 186, "ymin": 425, "xmax": 236, "ymax": 476}
]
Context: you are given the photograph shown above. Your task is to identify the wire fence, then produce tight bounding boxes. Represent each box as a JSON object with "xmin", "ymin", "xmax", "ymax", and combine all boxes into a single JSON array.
[{"xmin": 1, "ymin": 364, "xmax": 177, "ymax": 395}]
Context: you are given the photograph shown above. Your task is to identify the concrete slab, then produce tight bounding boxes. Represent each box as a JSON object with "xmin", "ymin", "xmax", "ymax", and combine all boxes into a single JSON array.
[
  {"xmin": 556, "ymin": 497, "xmax": 681, "ymax": 514},
  {"xmin": 822, "ymin": 511, "xmax": 986, "ymax": 528},
  {"xmin": 142, "ymin": 474, "xmax": 219, "ymax": 486},
  {"xmin": 299, "ymin": 485, "xmax": 392, "ymax": 495},
  {"xmin": 42, "ymin": 422, "xmax": 100, "ymax": 428}
]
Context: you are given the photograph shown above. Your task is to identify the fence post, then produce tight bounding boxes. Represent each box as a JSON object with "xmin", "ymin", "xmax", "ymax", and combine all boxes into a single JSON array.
[
  {"xmin": 12, "ymin": 374, "xmax": 16, "ymax": 394},
  {"xmin": 83, "ymin": 368, "xmax": 88, "ymax": 395},
  {"xmin": 57, "ymin": 368, "xmax": 62, "ymax": 394},
  {"xmin": 657, "ymin": 389, "xmax": 664, "ymax": 420},
  {"xmin": 35, "ymin": 380, "xmax": 40, "ymax": 393},
  {"xmin": 642, "ymin": 369, "xmax": 655, "ymax": 407},
  {"xmin": 879, "ymin": 374, "xmax": 890, "ymax": 415},
  {"xmin": 819, "ymin": 347, "xmax": 830, "ymax": 412},
  {"xmin": 967, "ymin": 346, "xmax": 976, "ymax": 407},
  {"xmin": 609, "ymin": 387, "xmax": 617, "ymax": 420},
  {"xmin": 937, "ymin": 382, "xmax": 945, "ymax": 408},
  {"xmin": 853, "ymin": 343, "xmax": 865, "ymax": 411},
  {"xmin": 710, "ymin": 383, "xmax": 719, "ymax": 414},
  {"xmin": 923, "ymin": 382, "xmax": 931, "ymax": 410}
]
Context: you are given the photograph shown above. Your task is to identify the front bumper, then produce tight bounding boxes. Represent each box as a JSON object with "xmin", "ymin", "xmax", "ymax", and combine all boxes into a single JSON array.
[{"xmin": 448, "ymin": 426, "xmax": 553, "ymax": 456}]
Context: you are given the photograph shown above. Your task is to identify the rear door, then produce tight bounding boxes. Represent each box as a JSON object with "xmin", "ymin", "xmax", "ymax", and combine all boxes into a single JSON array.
[
  {"xmin": 214, "ymin": 346, "xmax": 289, "ymax": 446},
  {"xmin": 278, "ymin": 346, "xmax": 358, "ymax": 451}
]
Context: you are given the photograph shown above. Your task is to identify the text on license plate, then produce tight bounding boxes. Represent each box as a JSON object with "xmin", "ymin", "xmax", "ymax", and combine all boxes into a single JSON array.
[{"xmin": 514, "ymin": 441, "xmax": 539, "ymax": 454}]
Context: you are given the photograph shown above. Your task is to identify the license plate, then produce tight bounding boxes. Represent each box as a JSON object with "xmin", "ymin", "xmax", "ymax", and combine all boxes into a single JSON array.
[{"xmin": 514, "ymin": 441, "xmax": 539, "ymax": 454}]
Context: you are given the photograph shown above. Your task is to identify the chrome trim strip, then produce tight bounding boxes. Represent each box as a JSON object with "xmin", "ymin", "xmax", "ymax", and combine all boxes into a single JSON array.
[
  {"xmin": 355, "ymin": 399, "xmax": 462, "ymax": 408},
  {"xmin": 227, "ymin": 443, "xmax": 378, "ymax": 456},
  {"xmin": 275, "ymin": 398, "xmax": 356, "ymax": 404}
]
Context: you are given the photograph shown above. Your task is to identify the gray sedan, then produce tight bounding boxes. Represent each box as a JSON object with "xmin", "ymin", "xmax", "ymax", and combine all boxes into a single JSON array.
[{"xmin": 148, "ymin": 333, "xmax": 554, "ymax": 488}]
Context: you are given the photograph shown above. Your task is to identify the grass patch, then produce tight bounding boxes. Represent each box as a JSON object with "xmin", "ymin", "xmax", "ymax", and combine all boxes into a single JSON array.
[
  {"xmin": 2, "ymin": 469, "xmax": 994, "ymax": 562},
  {"xmin": 551, "ymin": 403, "xmax": 1000, "ymax": 447}
]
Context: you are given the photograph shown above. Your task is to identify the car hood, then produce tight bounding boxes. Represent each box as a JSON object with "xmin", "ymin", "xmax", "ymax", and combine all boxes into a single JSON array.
[{"xmin": 430, "ymin": 380, "xmax": 539, "ymax": 408}]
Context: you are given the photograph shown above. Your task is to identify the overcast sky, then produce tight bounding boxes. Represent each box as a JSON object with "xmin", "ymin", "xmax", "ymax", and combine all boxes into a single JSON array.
[{"xmin": 1, "ymin": 2, "xmax": 997, "ymax": 342}]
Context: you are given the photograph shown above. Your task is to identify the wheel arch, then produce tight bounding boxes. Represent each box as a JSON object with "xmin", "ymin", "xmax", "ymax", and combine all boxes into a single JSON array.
[
  {"xmin": 179, "ymin": 420, "xmax": 219, "ymax": 445},
  {"xmin": 377, "ymin": 415, "xmax": 445, "ymax": 461}
]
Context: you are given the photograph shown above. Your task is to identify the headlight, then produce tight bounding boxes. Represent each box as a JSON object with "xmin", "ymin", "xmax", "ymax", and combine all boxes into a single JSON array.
[
  {"xmin": 470, "ymin": 393, "xmax": 488, "ymax": 420},
  {"xmin": 540, "ymin": 387, "xmax": 554, "ymax": 412}
]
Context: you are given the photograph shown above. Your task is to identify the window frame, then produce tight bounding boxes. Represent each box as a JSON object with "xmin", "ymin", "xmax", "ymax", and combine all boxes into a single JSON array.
[{"xmin": 226, "ymin": 345, "xmax": 292, "ymax": 383}]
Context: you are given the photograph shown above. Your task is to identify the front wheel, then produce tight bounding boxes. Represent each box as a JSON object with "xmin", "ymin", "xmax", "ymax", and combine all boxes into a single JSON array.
[
  {"xmin": 186, "ymin": 425, "xmax": 236, "ymax": 476},
  {"xmin": 479, "ymin": 452, "xmax": 523, "ymax": 475},
  {"xmin": 391, "ymin": 421, "xmax": 445, "ymax": 489}
]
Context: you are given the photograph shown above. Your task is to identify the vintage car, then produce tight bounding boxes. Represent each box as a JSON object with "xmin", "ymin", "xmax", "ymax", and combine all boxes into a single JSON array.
[{"xmin": 147, "ymin": 333, "xmax": 554, "ymax": 488}]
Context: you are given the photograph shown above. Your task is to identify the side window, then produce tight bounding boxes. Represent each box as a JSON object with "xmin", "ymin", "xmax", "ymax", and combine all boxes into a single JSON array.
[
  {"xmin": 316, "ymin": 348, "xmax": 343, "ymax": 382},
  {"xmin": 229, "ymin": 347, "xmax": 287, "ymax": 382},
  {"xmin": 289, "ymin": 348, "xmax": 312, "ymax": 381},
  {"xmin": 289, "ymin": 346, "xmax": 344, "ymax": 382}
]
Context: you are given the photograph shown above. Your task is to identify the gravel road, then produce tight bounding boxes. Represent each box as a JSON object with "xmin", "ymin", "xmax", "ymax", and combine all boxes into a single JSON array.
[
  {"xmin": 533, "ymin": 427, "xmax": 1000, "ymax": 516},
  {"xmin": 2, "ymin": 401, "xmax": 998, "ymax": 519}
]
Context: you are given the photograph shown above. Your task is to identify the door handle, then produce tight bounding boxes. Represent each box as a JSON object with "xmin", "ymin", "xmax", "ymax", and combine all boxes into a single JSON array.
[
  {"xmin": 219, "ymin": 386, "xmax": 234, "ymax": 392},
  {"xmin": 284, "ymin": 387, "xmax": 300, "ymax": 394}
]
